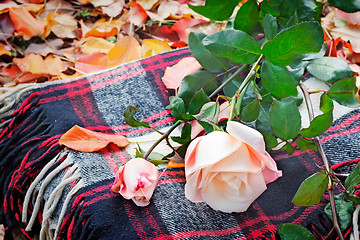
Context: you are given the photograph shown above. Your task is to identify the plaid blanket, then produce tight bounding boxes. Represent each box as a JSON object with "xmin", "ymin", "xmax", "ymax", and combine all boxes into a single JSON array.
[{"xmin": 0, "ymin": 48, "xmax": 359, "ymax": 240}]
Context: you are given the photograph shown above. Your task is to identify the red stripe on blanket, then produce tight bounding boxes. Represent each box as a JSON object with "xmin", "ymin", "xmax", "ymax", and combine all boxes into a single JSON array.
[
  {"xmin": 321, "ymin": 124, "xmax": 360, "ymax": 144},
  {"xmin": 157, "ymin": 225, "xmax": 246, "ymax": 240},
  {"xmin": 326, "ymin": 113, "xmax": 360, "ymax": 132}
]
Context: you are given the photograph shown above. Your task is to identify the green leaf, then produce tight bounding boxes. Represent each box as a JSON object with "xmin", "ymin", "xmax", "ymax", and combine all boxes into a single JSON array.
[
  {"xmin": 124, "ymin": 106, "xmax": 151, "ymax": 128},
  {"xmin": 262, "ymin": 132, "xmax": 278, "ymax": 151},
  {"xmin": 306, "ymin": 57, "xmax": 354, "ymax": 84},
  {"xmin": 300, "ymin": 109, "xmax": 333, "ymax": 138},
  {"xmin": 194, "ymin": 102, "xmax": 220, "ymax": 124},
  {"xmin": 345, "ymin": 162, "xmax": 360, "ymax": 194},
  {"xmin": 324, "ymin": 193, "xmax": 355, "ymax": 231},
  {"xmin": 188, "ymin": 32, "xmax": 229, "ymax": 73},
  {"xmin": 187, "ymin": 0, "xmax": 241, "ymax": 21},
  {"xmin": 328, "ymin": 0, "xmax": 360, "ymax": 13},
  {"xmin": 261, "ymin": 0, "xmax": 321, "ymax": 26},
  {"xmin": 240, "ymin": 98, "xmax": 260, "ymax": 122},
  {"xmin": 292, "ymin": 172, "xmax": 329, "ymax": 206},
  {"xmin": 171, "ymin": 123, "xmax": 192, "ymax": 144},
  {"xmin": 223, "ymin": 73, "xmax": 245, "ymax": 98},
  {"xmin": 282, "ymin": 142, "xmax": 295, "ymax": 155},
  {"xmin": 202, "ymin": 29, "xmax": 261, "ymax": 64},
  {"xmin": 177, "ymin": 71, "xmax": 218, "ymax": 109},
  {"xmin": 256, "ymin": 103, "xmax": 273, "ymax": 134},
  {"xmin": 234, "ymin": 0, "xmax": 259, "ymax": 34},
  {"xmin": 262, "ymin": 21, "xmax": 323, "ymax": 66},
  {"xmin": 263, "ymin": 14, "xmax": 278, "ymax": 40},
  {"xmin": 269, "ymin": 99, "xmax": 301, "ymax": 140},
  {"xmin": 261, "ymin": 60, "xmax": 298, "ymax": 99},
  {"xmin": 320, "ymin": 93, "xmax": 334, "ymax": 113},
  {"xmin": 188, "ymin": 89, "xmax": 211, "ymax": 114},
  {"xmin": 167, "ymin": 96, "xmax": 195, "ymax": 121},
  {"xmin": 286, "ymin": 12, "xmax": 299, "ymax": 27},
  {"xmin": 328, "ymin": 77, "xmax": 360, "ymax": 107},
  {"xmin": 296, "ymin": 137, "xmax": 317, "ymax": 152},
  {"xmin": 148, "ymin": 159, "xmax": 167, "ymax": 166},
  {"xmin": 278, "ymin": 223, "xmax": 316, "ymax": 240}
]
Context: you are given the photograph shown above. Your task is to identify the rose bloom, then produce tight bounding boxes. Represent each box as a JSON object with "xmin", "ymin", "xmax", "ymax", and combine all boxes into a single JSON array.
[
  {"xmin": 111, "ymin": 158, "xmax": 159, "ymax": 207},
  {"xmin": 184, "ymin": 121, "xmax": 282, "ymax": 213}
]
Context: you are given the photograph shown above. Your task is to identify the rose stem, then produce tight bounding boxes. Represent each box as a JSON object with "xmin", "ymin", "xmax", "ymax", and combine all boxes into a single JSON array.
[
  {"xmin": 299, "ymin": 82, "xmax": 344, "ymax": 240},
  {"xmin": 209, "ymin": 64, "xmax": 248, "ymax": 99},
  {"xmin": 144, "ymin": 120, "xmax": 182, "ymax": 160},
  {"xmin": 229, "ymin": 54, "xmax": 264, "ymax": 120}
]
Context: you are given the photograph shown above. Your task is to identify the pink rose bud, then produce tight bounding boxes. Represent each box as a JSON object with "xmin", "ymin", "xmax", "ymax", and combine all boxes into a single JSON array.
[
  {"xmin": 111, "ymin": 158, "xmax": 159, "ymax": 207},
  {"xmin": 184, "ymin": 121, "xmax": 282, "ymax": 213}
]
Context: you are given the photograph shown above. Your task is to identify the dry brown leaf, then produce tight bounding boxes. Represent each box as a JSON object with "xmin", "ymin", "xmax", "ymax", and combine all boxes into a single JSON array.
[
  {"xmin": 79, "ymin": 37, "xmax": 115, "ymax": 55},
  {"xmin": 107, "ymin": 35, "xmax": 141, "ymax": 67},
  {"xmin": 46, "ymin": 12, "xmax": 78, "ymax": 38},
  {"xmin": 142, "ymin": 39, "xmax": 171, "ymax": 57},
  {"xmin": 0, "ymin": 43, "xmax": 11, "ymax": 56},
  {"xmin": 23, "ymin": 3, "xmax": 44, "ymax": 13},
  {"xmin": 24, "ymin": 39, "xmax": 64, "ymax": 56},
  {"xmin": 88, "ymin": 0, "xmax": 114, "ymax": 7},
  {"xmin": 136, "ymin": 0, "xmax": 159, "ymax": 10},
  {"xmin": 9, "ymin": 6, "xmax": 46, "ymax": 40},
  {"xmin": 38, "ymin": 0, "xmax": 75, "ymax": 18},
  {"xmin": 101, "ymin": 0, "xmax": 125, "ymax": 17}
]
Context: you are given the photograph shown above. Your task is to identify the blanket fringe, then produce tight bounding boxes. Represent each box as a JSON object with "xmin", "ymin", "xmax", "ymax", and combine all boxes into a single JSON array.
[
  {"xmin": 0, "ymin": 83, "xmax": 38, "ymax": 118},
  {"xmin": 24, "ymin": 152, "xmax": 73, "ymax": 231}
]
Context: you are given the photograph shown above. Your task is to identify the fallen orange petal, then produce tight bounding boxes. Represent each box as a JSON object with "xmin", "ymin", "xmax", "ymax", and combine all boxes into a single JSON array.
[
  {"xmin": 162, "ymin": 57, "xmax": 202, "ymax": 89},
  {"xmin": 59, "ymin": 125, "xmax": 129, "ymax": 152},
  {"xmin": 166, "ymin": 160, "xmax": 185, "ymax": 168}
]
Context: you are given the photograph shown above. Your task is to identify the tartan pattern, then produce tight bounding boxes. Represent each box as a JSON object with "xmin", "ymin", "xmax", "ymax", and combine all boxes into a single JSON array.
[{"xmin": 0, "ymin": 48, "xmax": 359, "ymax": 239}]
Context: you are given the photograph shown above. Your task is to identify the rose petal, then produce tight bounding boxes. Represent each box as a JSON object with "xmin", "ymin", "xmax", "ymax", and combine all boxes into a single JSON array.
[
  {"xmin": 201, "ymin": 172, "xmax": 267, "ymax": 213},
  {"xmin": 119, "ymin": 158, "xmax": 159, "ymax": 199},
  {"xmin": 226, "ymin": 121, "xmax": 266, "ymax": 155},
  {"xmin": 185, "ymin": 131, "xmax": 241, "ymax": 176}
]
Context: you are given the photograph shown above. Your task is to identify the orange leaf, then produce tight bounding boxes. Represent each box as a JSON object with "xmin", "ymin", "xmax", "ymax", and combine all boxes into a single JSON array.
[
  {"xmin": 85, "ymin": 27, "xmax": 117, "ymax": 38},
  {"xmin": 171, "ymin": 18, "xmax": 208, "ymax": 43},
  {"xmin": 14, "ymin": 53, "xmax": 68, "ymax": 75},
  {"xmin": 59, "ymin": 125, "xmax": 129, "ymax": 152},
  {"xmin": 107, "ymin": 36, "xmax": 141, "ymax": 67},
  {"xmin": 166, "ymin": 160, "xmax": 185, "ymax": 168},
  {"xmin": 9, "ymin": 6, "xmax": 45, "ymax": 40},
  {"xmin": 0, "ymin": 0, "xmax": 18, "ymax": 14},
  {"xmin": 75, "ymin": 52, "xmax": 108, "ymax": 73},
  {"xmin": 128, "ymin": 1, "xmax": 147, "ymax": 26},
  {"xmin": 162, "ymin": 57, "xmax": 201, "ymax": 89}
]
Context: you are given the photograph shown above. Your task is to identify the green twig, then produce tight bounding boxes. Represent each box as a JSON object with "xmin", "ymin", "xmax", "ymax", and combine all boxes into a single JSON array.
[
  {"xmin": 209, "ymin": 64, "xmax": 248, "ymax": 99},
  {"xmin": 228, "ymin": 54, "xmax": 264, "ymax": 120},
  {"xmin": 300, "ymin": 82, "xmax": 344, "ymax": 240},
  {"xmin": 144, "ymin": 120, "xmax": 182, "ymax": 160}
]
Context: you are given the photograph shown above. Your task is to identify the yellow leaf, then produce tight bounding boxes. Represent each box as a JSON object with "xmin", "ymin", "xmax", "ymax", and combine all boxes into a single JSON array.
[
  {"xmin": 107, "ymin": 36, "xmax": 141, "ymax": 67},
  {"xmin": 44, "ymin": 55, "xmax": 69, "ymax": 75},
  {"xmin": 142, "ymin": 39, "xmax": 172, "ymax": 58},
  {"xmin": 79, "ymin": 37, "xmax": 115, "ymax": 55},
  {"xmin": 24, "ymin": 3, "xmax": 45, "ymax": 13},
  {"xmin": 46, "ymin": 12, "xmax": 78, "ymax": 38}
]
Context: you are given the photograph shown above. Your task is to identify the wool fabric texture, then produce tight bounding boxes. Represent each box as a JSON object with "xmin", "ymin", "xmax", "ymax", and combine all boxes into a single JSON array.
[{"xmin": 0, "ymin": 48, "xmax": 359, "ymax": 239}]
